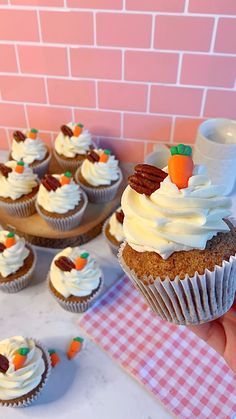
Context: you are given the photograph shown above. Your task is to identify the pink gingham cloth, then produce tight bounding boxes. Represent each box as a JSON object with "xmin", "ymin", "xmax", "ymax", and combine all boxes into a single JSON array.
[{"xmin": 80, "ymin": 276, "xmax": 236, "ymax": 419}]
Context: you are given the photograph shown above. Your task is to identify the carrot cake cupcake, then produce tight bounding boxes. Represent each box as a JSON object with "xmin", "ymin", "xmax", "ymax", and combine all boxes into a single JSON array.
[{"xmin": 103, "ymin": 207, "xmax": 125, "ymax": 255}]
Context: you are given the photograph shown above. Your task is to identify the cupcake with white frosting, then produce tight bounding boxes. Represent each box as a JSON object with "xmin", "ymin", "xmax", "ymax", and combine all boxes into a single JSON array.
[
  {"xmin": 0, "ymin": 161, "xmax": 39, "ymax": 217},
  {"xmin": 10, "ymin": 129, "xmax": 51, "ymax": 178},
  {"xmin": 0, "ymin": 336, "xmax": 51, "ymax": 407},
  {"xmin": 103, "ymin": 207, "xmax": 125, "ymax": 255},
  {"xmin": 36, "ymin": 172, "xmax": 88, "ymax": 231},
  {"xmin": 48, "ymin": 247, "xmax": 103, "ymax": 312},
  {"xmin": 54, "ymin": 122, "xmax": 93, "ymax": 172},
  {"xmin": 0, "ymin": 230, "xmax": 36, "ymax": 293},
  {"xmin": 75, "ymin": 148, "xmax": 123, "ymax": 203}
]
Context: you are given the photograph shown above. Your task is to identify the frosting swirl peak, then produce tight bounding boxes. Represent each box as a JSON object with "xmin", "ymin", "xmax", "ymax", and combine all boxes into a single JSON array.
[{"xmin": 81, "ymin": 149, "xmax": 120, "ymax": 186}]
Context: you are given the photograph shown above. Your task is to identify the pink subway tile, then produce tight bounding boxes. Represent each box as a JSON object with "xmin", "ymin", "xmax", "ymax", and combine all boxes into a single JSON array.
[
  {"xmin": 125, "ymin": 51, "xmax": 178, "ymax": 83},
  {"xmin": 71, "ymin": 48, "xmax": 122, "ymax": 79},
  {"xmin": 67, "ymin": 0, "xmax": 122, "ymax": 9},
  {"xmin": 47, "ymin": 79, "xmax": 95, "ymax": 107},
  {"xmin": 215, "ymin": 19, "xmax": 236, "ymax": 54},
  {"xmin": 181, "ymin": 54, "xmax": 236, "ymax": 88},
  {"xmin": 97, "ymin": 13, "xmax": 152, "ymax": 48},
  {"xmin": 0, "ymin": 0, "xmax": 8, "ymax": 4},
  {"xmin": 0, "ymin": 76, "xmax": 46, "ymax": 103},
  {"xmin": 18, "ymin": 46, "xmax": 68, "ymax": 76},
  {"xmin": 173, "ymin": 118, "xmax": 205, "ymax": 144},
  {"xmin": 145, "ymin": 141, "xmax": 171, "ymax": 155},
  {"xmin": 0, "ymin": 45, "xmax": 17, "ymax": 72},
  {"xmin": 0, "ymin": 103, "xmax": 26, "ymax": 127},
  {"xmin": 204, "ymin": 90, "xmax": 236, "ymax": 119},
  {"xmin": 74, "ymin": 109, "xmax": 121, "ymax": 137},
  {"xmin": 154, "ymin": 16, "xmax": 214, "ymax": 51},
  {"xmin": 126, "ymin": 0, "xmax": 185, "ymax": 12},
  {"xmin": 100, "ymin": 138, "xmax": 144, "ymax": 163},
  {"xmin": 124, "ymin": 114, "xmax": 171, "ymax": 141},
  {"xmin": 0, "ymin": 128, "xmax": 9, "ymax": 150},
  {"xmin": 10, "ymin": 0, "xmax": 64, "ymax": 5},
  {"xmin": 27, "ymin": 106, "xmax": 72, "ymax": 131},
  {"xmin": 98, "ymin": 82, "xmax": 147, "ymax": 112},
  {"xmin": 0, "ymin": 10, "xmax": 39, "ymax": 41},
  {"xmin": 40, "ymin": 11, "xmax": 93, "ymax": 45},
  {"xmin": 189, "ymin": 0, "xmax": 236, "ymax": 15},
  {"xmin": 150, "ymin": 86, "xmax": 203, "ymax": 116}
]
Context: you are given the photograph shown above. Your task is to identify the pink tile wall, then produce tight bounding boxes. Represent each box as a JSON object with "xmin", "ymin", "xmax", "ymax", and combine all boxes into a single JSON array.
[{"xmin": 0, "ymin": 1, "xmax": 235, "ymax": 162}]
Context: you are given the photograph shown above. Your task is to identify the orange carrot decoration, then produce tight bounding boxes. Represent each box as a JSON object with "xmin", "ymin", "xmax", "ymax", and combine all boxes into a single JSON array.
[
  {"xmin": 5, "ymin": 232, "xmax": 16, "ymax": 248},
  {"xmin": 99, "ymin": 149, "xmax": 111, "ymax": 163},
  {"xmin": 75, "ymin": 252, "xmax": 89, "ymax": 271},
  {"xmin": 67, "ymin": 337, "xmax": 84, "ymax": 360},
  {"xmin": 13, "ymin": 347, "xmax": 29, "ymax": 371},
  {"xmin": 49, "ymin": 350, "xmax": 60, "ymax": 368},
  {"xmin": 73, "ymin": 123, "xmax": 84, "ymax": 137},
  {"xmin": 60, "ymin": 171, "xmax": 72, "ymax": 186},
  {"xmin": 28, "ymin": 128, "xmax": 38, "ymax": 140},
  {"xmin": 15, "ymin": 161, "xmax": 25, "ymax": 174},
  {"xmin": 168, "ymin": 144, "xmax": 193, "ymax": 189}
]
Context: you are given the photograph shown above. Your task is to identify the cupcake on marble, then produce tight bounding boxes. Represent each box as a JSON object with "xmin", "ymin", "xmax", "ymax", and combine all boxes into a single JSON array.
[
  {"xmin": 54, "ymin": 122, "xmax": 93, "ymax": 172},
  {"xmin": 0, "ymin": 336, "xmax": 51, "ymax": 407},
  {"xmin": 10, "ymin": 129, "xmax": 51, "ymax": 178},
  {"xmin": 48, "ymin": 247, "xmax": 103, "ymax": 312},
  {"xmin": 75, "ymin": 148, "xmax": 123, "ymax": 203},
  {"xmin": 0, "ymin": 230, "xmax": 36, "ymax": 293},
  {"xmin": 0, "ymin": 161, "xmax": 39, "ymax": 217},
  {"xmin": 103, "ymin": 207, "xmax": 125, "ymax": 255},
  {"xmin": 36, "ymin": 171, "xmax": 88, "ymax": 231}
]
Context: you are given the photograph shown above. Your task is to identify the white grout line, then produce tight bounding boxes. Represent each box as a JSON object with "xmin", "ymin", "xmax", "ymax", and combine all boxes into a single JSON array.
[
  {"xmin": 121, "ymin": 49, "xmax": 125, "ymax": 81},
  {"xmin": 150, "ymin": 13, "xmax": 155, "ymax": 49},
  {"xmin": 184, "ymin": 0, "xmax": 189, "ymax": 14},
  {"xmin": 44, "ymin": 77, "xmax": 49, "ymax": 104},
  {"xmin": 66, "ymin": 46, "xmax": 72, "ymax": 77},
  {"xmin": 71, "ymin": 107, "xmax": 75, "ymax": 120},
  {"xmin": 176, "ymin": 53, "xmax": 183, "ymax": 85},
  {"xmin": 36, "ymin": 9, "xmax": 43, "ymax": 43},
  {"xmin": 14, "ymin": 45, "xmax": 21, "ymax": 73},
  {"xmin": 200, "ymin": 88, "xmax": 208, "ymax": 117},
  {"xmin": 23, "ymin": 104, "xmax": 29, "ymax": 127},
  {"xmin": 209, "ymin": 16, "xmax": 219, "ymax": 53},
  {"xmin": 146, "ymin": 83, "xmax": 151, "ymax": 113},
  {"xmin": 169, "ymin": 116, "xmax": 175, "ymax": 143},
  {"xmin": 93, "ymin": 11, "xmax": 97, "ymax": 46}
]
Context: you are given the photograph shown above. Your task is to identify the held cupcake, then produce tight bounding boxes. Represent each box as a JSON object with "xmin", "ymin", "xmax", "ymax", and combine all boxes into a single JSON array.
[
  {"xmin": 103, "ymin": 207, "xmax": 125, "ymax": 255},
  {"xmin": 75, "ymin": 148, "xmax": 123, "ymax": 203},
  {"xmin": 118, "ymin": 144, "xmax": 236, "ymax": 325},
  {"xmin": 0, "ymin": 336, "xmax": 51, "ymax": 407},
  {"xmin": 0, "ymin": 230, "xmax": 36, "ymax": 293},
  {"xmin": 48, "ymin": 247, "xmax": 103, "ymax": 312},
  {"xmin": 36, "ymin": 172, "xmax": 88, "ymax": 231},
  {"xmin": 54, "ymin": 122, "xmax": 93, "ymax": 172},
  {"xmin": 10, "ymin": 128, "xmax": 51, "ymax": 178},
  {"xmin": 0, "ymin": 161, "xmax": 39, "ymax": 217}
]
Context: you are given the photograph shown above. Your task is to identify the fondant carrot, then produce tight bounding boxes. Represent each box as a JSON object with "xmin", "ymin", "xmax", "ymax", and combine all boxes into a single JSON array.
[
  {"xmin": 60, "ymin": 171, "xmax": 72, "ymax": 186},
  {"xmin": 15, "ymin": 161, "xmax": 25, "ymax": 174},
  {"xmin": 28, "ymin": 128, "xmax": 38, "ymax": 140},
  {"xmin": 13, "ymin": 347, "xmax": 29, "ymax": 370},
  {"xmin": 168, "ymin": 144, "xmax": 193, "ymax": 189},
  {"xmin": 73, "ymin": 123, "xmax": 84, "ymax": 137},
  {"xmin": 67, "ymin": 337, "xmax": 84, "ymax": 360},
  {"xmin": 99, "ymin": 149, "xmax": 110, "ymax": 163},
  {"xmin": 49, "ymin": 350, "xmax": 60, "ymax": 368},
  {"xmin": 75, "ymin": 252, "xmax": 89, "ymax": 270},
  {"xmin": 5, "ymin": 232, "xmax": 16, "ymax": 248}
]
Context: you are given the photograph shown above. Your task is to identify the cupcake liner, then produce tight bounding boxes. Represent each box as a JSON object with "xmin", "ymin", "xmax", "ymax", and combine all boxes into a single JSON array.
[
  {"xmin": 0, "ymin": 194, "xmax": 37, "ymax": 217},
  {"xmin": 0, "ymin": 245, "xmax": 37, "ymax": 294},
  {"xmin": 75, "ymin": 168, "xmax": 123, "ymax": 203},
  {"xmin": 53, "ymin": 142, "xmax": 97, "ymax": 173},
  {"xmin": 31, "ymin": 148, "xmax": 52, "ymax": 179},
  {"xmin": 102, "ymin": 218, "xmax": 119, "ymax": 257},
  {"xmin": 0, "ymin": 339, "xmax": 51, "ymax": 407},
  {"xmin": 118, "ymin": 236, "xmax": 236, "ymax": 326},
  {"xmin": 35, "ymin": 190, "xmax": 88, "ymax": 231},
  {"xmin": 48, "ymin": 273, "xmax": 104, "ymax": 313}
]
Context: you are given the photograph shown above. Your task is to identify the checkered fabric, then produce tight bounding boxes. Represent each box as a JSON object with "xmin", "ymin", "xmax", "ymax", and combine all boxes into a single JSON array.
[{"xmin": 80, "ymin": 276, "xmax": 236, "ymax": 419}]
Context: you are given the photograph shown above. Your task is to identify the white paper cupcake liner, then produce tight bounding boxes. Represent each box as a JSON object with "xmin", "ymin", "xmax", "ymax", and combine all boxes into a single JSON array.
[
  {"xmin": 118, "ymin": 238, "xmax": 236, "ymax": 326},
  {"xmin": 75, "ymin": 168, "xmax": 123, "ymax": 203},
  {"xmin": 102, "ymin": 218, "xmax": 119, "ymax": 257},
  {"xmin": 0, "ymin": 193, "xmax": 37, "ymax": 217},
  {"xmin": 35, "ymin": 190, "xmax": 88, "ymax": 231},
  {"xmin": 31, "ymin": 148, "xmax": 52, "ymax": 179},
  {"xmin": 48, "ymin": 273, "xmax": 104, "ymax": 313},
  {"xmin": 0, "ymin": 339, "xmax": 51, "ymax": 408}
]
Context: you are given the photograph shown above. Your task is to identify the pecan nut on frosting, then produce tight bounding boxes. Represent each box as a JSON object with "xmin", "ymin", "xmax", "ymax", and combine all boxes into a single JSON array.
[
  {"xmin": 116, "ymin": 209, "xmax": 124, "ymax": 224},
  {"xmin": 0, "ymin": 163, "xmax": 12, "ymax": 178},
  {"xmin": 41, "ymin": 174, "xmax": 61, "ymax": 192},
  {"xmin": 60, "ymin": 125, "xmax": 73, "ymax": 137},
  {"xmin": 128, "ymin": 164, "xmax": 167, "ymax": 196},
  {"xmin": 87, "ymin": 150, "xmax": 100, "ymax": 163},
  {"xmin": 13, "ymin": 130, "xmax": 27, "ymax": 143},
  {"xmin": 0, "ymin": 354, "xmax": 9, "ymax": 374},
  {"xmin": 0, "ymin": 243, "xmax": 6, "ymax": 253},
  {"xmin": 55, "ymin": 256, "xmax": 75, "ymax": 272}
]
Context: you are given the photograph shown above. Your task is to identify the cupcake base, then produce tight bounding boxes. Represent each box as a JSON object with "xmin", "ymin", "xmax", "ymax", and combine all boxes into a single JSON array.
[
  {"xmin": 102, "ymin": 218, "xmax": 120, "ymax": 256},
  {"xmin": 0, "ymin": 186, "xmax": 39, "ymax": 217}
]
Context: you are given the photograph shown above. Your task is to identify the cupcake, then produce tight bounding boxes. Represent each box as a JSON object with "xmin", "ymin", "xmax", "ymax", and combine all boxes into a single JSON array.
[
  {"xmin": 54, "ymin": 122, "xmax": 93, "ymax": 172},
  {"xmin": 36, "ymin": 172, "xmax": 88, "ymax": 231},
  {"xmin": 0, "ymin": 161, "xmax": 39, "ymax": 217},
  {"xmin": 103, "ymin": 207, "xmax": 125, "ymax": 255},
  {"xmin": 9, "ymin": 128, "xmax": 51, "ymax": 178},
  {"xmin": 0, "ymin": 336, "xmax": 51, "ymax": 407},
  {"xmin": 48, "ymin": 247, "xmax": 103, "ymax": 312},
  {"xmin": 0, "ymin": 230, "xmax": 36, "ymax": 293},
  {"xmin": 118, "ymin": 144, "xmax": 236, "ymax": 325},
  {"xmin": 75, "ymin": 148, "xmax": 123, "ymax": 203}
]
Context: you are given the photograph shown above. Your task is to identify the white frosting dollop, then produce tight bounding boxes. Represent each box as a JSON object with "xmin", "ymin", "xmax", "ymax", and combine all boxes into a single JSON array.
[
  {"xmin": 55, "ymin": 122, "xmax": 92, "ymax": 157},
  {"xmin": 81, "ymin": 149, "xmax": 120, "ymax": 186},
  {"xmin": 37, "ymin": 174, "xmax": 81, "ymax": 214},
  {"xmin": 122, "ymin": 165, "xmax": 232, "ymax": 259},
  {"xmin": 0, "ymin": 231, "xmax": 29, "ymax": 278},
  {"xmin": 0, "ymin": 336, "xmax": 45, "ymax": 400},
  {"xmin": 109, "ymin": 207, "xmax": 125, "ymax": 243},
  {"xmin": 50, "ymin": 247, "xmax": 102, "ymax": 298},
  {"xmin": 11, "ymin": 130, "xmax": 47, "ymax": 165},
  {"xmin": 0, "ymin": 161, "xmax": 38, "ymax": 200}
]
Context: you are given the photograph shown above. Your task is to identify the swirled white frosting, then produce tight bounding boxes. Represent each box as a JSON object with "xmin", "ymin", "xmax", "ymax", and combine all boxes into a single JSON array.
[
  {"xmin": 37, "ymin": 175, "xmax": 81, "ymax": 214},
  {"xmin": 109, "ymin": 207, "xmax": 125, "ymax": 243},
  {"xmin": 0, "ymin": 231, "xmax": 29, "ymax": 278},
  {"xmin": 122, "ymin": 165, "xmax": 232, "ymax": 259},
  {"xmin": 50, "ymin": 247, "xmax": 102, "ymax": 298},
  {"xmin": 81, "ymin": 149, "xmax": 120, "ymax": 186},
  {"xmin": 55, "ymin": 122, "xmax": 92, "ymax": 157},
  {"xmin": 11, "ymin": 131, "xmax": 47, "ymax": 165},
  {"xmin": 0, "ymin": 336, "xmax": 45, "ymax": 400},
  {"xmin": 0, "ymin": 161, "xmax": 38, "ymax": 201}
]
